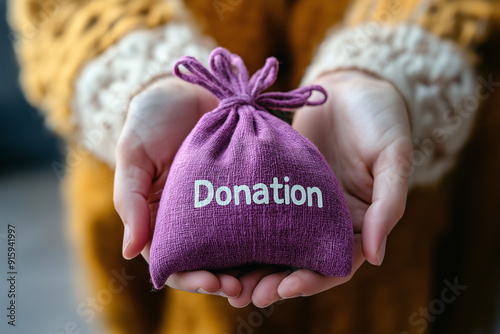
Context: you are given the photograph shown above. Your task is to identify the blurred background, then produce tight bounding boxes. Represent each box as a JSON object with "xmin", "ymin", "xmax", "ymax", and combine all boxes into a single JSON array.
[
  {"xmin": 0, "ymin": 0, "xmax": 95, "ymax": 332},
  {"xmin": 0, "ymin": 0, "xmax": 60, "ymax": 172},
  {"xmin": 0, "ymin": 0, "xmax": 499, "ymax": 333}
]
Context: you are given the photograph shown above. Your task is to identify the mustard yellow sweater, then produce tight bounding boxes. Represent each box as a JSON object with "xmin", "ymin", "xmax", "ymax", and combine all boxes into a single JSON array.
[{"xmin": 8, "ymin": 0, "xmax": 497, "ymax": 140}]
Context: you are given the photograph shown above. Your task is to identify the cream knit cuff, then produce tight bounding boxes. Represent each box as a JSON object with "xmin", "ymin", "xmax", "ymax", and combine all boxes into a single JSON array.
[
  {"xmin": 303, "ymin": 23, "xmax": 477, "ymax": 187},
  {"xmin": 73, "ymin": 22, "xmax": 216, "ymax": 167}
]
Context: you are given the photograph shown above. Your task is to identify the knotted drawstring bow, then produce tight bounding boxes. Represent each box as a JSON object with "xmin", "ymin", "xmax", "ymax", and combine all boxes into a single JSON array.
[{"xmin": 173, "ymin": 47, "xmax": 327, "ymax": 112}]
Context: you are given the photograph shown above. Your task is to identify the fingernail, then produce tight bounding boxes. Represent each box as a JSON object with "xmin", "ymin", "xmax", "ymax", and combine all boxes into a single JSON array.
[
  {"xmin": 228, "ymin": 299, "xmax": 251, "ymax": 308},
  {"xmin": 258, "ymin": 302, "xmax": 273, "ymax": 308},
  {"xmin": 217, "ymin": 291, "xmax": 229, "ymax": 298},
  {"xmin": 279, "ymin": 277, "xmax": 300, "ymax": 299},
  {"xmin": 122, "ymin": 224, "xmax": 132, "ymax": 260},
  {"xmin": 376, "ymin": 235, "xmax": 387, "ymax": 266},
  {"xmin": 197, "ymin": 288, "xmax": 209, "ymax": 294}
]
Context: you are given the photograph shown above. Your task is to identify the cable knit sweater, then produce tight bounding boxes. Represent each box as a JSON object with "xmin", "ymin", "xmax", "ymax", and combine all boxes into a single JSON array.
[{"xmin": 8, "ymin": 0, "xmax": 496, "ymax": 186}]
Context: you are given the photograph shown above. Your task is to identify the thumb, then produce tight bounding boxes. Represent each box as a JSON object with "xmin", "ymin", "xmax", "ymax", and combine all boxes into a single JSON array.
[
  {"xmin": 114, "ymin": 138, "xmax": 155, "ymax": 259},
  {"xmin": 362, "ymin": 139, "xmax": 411, "ymax": 265}
]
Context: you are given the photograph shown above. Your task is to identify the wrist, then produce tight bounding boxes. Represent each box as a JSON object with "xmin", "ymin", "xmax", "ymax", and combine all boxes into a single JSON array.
[
  {"xmin": 316, "ymin": 69, "xmax": 399, "ymax": 93},
  {"xmin": 317, "ymin": 69, "xmax": 410, "ymax": 123},
  {"xmin": 127, "ymin": 76, "xmax": 219, "ymax": 121}
]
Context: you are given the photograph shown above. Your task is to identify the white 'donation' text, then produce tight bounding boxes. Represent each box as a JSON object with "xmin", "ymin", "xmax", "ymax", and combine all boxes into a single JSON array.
[{"xmin": 194, "ymin": 177, "xmax": 323, "ymax": 208}]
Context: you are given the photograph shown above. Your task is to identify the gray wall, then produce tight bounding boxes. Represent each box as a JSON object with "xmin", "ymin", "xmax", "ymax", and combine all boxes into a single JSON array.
[{"xmin": 0, "ymin": 0, "xmax": 61, "ymax": 173}]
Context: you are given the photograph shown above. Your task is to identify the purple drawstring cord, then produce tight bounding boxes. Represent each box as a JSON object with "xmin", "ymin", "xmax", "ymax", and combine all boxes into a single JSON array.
[{"xmin": 173, "ymin": 47, "xmax": 327, "ymax": 112}]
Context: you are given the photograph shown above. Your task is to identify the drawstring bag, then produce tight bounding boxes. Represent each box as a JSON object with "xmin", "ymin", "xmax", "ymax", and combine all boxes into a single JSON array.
[{"xmin": 150, "ymin": 47, "xmax": 353, "ymax": 289}]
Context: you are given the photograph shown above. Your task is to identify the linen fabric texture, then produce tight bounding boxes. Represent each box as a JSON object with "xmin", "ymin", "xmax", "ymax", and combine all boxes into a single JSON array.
[{"xmin": 150, "ymin": 47, "xmax": 353, "ymax": 289}]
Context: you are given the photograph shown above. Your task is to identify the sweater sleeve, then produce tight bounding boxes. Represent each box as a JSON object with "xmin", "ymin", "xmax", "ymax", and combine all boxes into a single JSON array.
[
  {"xmin": 302, "ymin": 0, "xmax": 496, "ymax": 187},
  {"xmin": 7, "ymin": 0, "xmax": 181, "ymax": 140},
  {"xmin": 73, "ymin": 21, "xmax": 216, "ymax": 167}
]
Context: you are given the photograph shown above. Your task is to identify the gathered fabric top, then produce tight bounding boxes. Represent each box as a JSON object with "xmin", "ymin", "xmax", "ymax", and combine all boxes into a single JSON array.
[{"xmin": 173, "ymin": 47, "xmax": 327, "ymax": 112}]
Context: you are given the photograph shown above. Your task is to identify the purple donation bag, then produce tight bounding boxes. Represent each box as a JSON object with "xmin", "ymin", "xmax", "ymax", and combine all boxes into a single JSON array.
[{"xmin": 149, "ymin": 47, "xmax": 353, "ymax": 289}]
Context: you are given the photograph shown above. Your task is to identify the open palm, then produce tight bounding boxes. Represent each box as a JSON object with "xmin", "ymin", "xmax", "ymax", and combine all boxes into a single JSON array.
[
  {"xmin": 114, "ymin": 71, "xmax": 413, "ymax": 307},
  {"xmin": 226, "ymin": 70, "xmax": 413, "ymax": 307},
  {"xmin": 295, "ymin": 70, "xmax": 413, "ymax": 265},
  {"xmin": 114, "ymin": 76, "xmax": 245, "ymax": 298}
]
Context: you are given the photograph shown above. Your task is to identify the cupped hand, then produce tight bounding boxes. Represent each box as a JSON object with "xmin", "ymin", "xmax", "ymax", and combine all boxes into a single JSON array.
[
  {"xmin": 227, "ymin": 70, "xmax": 413, "ymax": 308},
  {"xmin": 113, "ymin": 70, "xmax": 413, "ymax": 308},
  {"xmin": 113, "ymin": 76, "xmax": 241, "ymax": 298}
]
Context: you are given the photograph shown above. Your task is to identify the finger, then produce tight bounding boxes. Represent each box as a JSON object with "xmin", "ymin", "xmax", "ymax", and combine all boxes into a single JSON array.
[
  {"xmin": 228, "ymin": 267, "xmax": 282, "ymax": 308},
  {"xmin": 140, "ymin": 241, "xmax": 151, "ymax": 264},
  {"xmin": 278, "ymin": 235, "xmax": 364, "ymax": 298},
  {"xmin": 114, "ymin": 143, "xmax": 155, "ymax": 260},
  {"xmin": 166, "ymin": 271, "xmax": 220, "ymax": 294},
  {"xmin": 362, "ymin": 139, "xmax": 411, "ymax": 266},
  {"xmin": 292, "ymin": 105, "xmax": 328, "ymax": 151},
  {"xmin": 251, "ymin": 271, "xmax": 291, "ymax": 308},
  {"xmin": 215, "ymin": 273, "xmax": 242, "ymax": 298}
]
